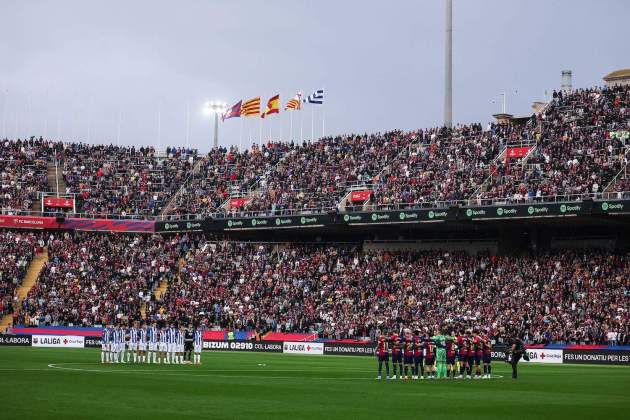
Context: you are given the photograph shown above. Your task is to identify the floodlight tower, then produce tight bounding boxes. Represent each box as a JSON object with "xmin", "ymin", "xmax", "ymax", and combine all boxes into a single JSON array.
[
  {"xmin": 204, "ymin": 101, "xmax": 227, "ymax": 149},
  {"xmin": 444, "ymin": 0, "xmax": 453, "ymax": 128}
]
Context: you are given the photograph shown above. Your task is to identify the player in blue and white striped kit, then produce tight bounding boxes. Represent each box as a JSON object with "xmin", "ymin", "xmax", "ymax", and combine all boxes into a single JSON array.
[
  {"xmin": 128, "ymin": 324, "xmax": 138, "ymax": 363},
  {"xmin": 101, "ymin": 325, "xmax": 111, "ymax": 364},
  {"xmin": 115, "ymin": 326, "xmax": 127, "ymax": 363},
  {"xmin": 176, "ymin": 326, "xmax": 186, "ymax": 364},
  {"xmin": 138, "ymin": 324, "xmax": 148, "ymax": 363},
  {"xmin": 147, "ymin": 322, "xmax": 159, "ymax": 364},
  {"xmin": 193, "ymin": 327, "xmax": 203, "ymax": 365},
  {"xmin": 167, "ymin": 324, "xmax": 177, "ymax": 364},
  {"xmin": 158, "ymin": 326, "xmax": 168, "ymax": 363}
]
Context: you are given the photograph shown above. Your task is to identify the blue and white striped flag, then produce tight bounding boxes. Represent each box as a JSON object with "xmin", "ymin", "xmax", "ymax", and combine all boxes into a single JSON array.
[{"xmin": 304, "ymin": 89, "xmax": 324, "ymax": 105}]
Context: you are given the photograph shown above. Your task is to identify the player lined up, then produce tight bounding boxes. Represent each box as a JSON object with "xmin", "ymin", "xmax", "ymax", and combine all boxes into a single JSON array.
[
  {"xmin": 101, "ymin": 322, "xmax": 203, "ymax": 365},
  {"xmin": 376, "ymin": 328, "xmax": 493, "ymax": 380}
]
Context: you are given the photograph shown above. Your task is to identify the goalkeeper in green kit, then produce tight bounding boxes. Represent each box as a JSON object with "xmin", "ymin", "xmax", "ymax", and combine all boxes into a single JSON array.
[{"xmin": 431, "ymin": 329, "xmax": 456, "ymax": 379}]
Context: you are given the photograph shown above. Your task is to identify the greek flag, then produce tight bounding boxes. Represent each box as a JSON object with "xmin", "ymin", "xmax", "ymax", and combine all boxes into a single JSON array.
[{"xmin": 304, "ymin": 89, "xmax": 324, "ymax": 104}]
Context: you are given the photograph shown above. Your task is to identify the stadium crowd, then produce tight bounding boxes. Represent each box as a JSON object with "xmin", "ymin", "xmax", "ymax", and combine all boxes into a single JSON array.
[
  {"xmin": 60, "ymin": 144, "xmax": 198, "ymax": 217},
  {"xmin": 0, "ymin": 231, "xmax": 42, "ymax": 317},
  {"xmin": 479, "ymin": 86, "xmax": 630, "ymax": 202},
  {"xmin": 144, "ymin": 240, "xmax": 629, "ymax": 345},
  {"xmin": 0, "ymin": 138, "xmax": 49, "ymax": 214},
  {"xmin": 0, "ymin": 85, "xmax": 628, "ymax": 217},
  {"xmin": 17, "ymin": 232, "xmax": 183, "ymax": 326}
]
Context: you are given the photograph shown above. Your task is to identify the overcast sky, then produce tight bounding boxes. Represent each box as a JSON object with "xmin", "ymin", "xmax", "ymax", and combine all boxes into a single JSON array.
[{"xmin": 1, "ymin": 0, "xmax": 628, "ymax": 152}]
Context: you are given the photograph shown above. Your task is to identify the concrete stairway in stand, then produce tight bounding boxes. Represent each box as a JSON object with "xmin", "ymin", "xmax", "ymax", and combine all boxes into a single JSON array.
[{"xmin": 0, "ymin": 249, "xmax": 49, "ymax": 332}]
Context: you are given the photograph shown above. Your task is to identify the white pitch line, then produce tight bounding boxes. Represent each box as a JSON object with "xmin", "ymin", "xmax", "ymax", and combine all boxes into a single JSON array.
[{"xmin": 45, "ymin": 363, "xmax": 503, "ymax": 381}]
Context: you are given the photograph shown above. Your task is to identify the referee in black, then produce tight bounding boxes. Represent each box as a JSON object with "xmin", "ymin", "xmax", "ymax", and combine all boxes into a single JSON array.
[
  {"xmin": 184, "ymin": 324, "xmax": 194, "ymax": 362},
  {"xmin": 509, "ymin": 335, "xmax": 525, "ymax": 379}
]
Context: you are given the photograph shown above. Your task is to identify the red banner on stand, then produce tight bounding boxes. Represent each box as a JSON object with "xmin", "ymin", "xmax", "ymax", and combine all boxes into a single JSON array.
[
  {"xmin": 0, "ymin": 215, "xmax": 59, "ymax": 229},
  {"xmin": 229, "ymin": 198, "xmax": 249, "ymax": 209},
  {"xmin": 350, "ymin": 191, "xmax": 372, "ymax": 202},
  {"xmin": 505, "ymin": 146, "xmax": 531, "ymax": 163},
  {"xmin": 43, "ymin": 197, "xmax": 74, "ymax": 209}
]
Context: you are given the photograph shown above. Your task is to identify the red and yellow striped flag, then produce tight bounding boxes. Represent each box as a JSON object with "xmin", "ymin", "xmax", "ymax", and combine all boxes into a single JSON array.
[
  {"xmin": 261, "ymin": 94, "xmax": 280, "ymax": 118},
  {"xmin": 241, "ymin": 97, "xmax": 261, "ymax": 117},
  {"xmin": 285, "ymin": 92, "xmax": 302, "ymax": 110}
]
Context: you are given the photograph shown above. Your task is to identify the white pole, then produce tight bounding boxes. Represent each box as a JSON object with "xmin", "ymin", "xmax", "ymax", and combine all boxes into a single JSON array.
[
  {"xmin": 157, "ymin": 102, "xmax": 162, "ymax": 151},
  {"xmin": 322, "ymin": 108, "xmax": 325, "ymax": 138},
  {"xmin": 311, "ymin": 105, "xmax": 314, "ymax": 142},
  {"xmin": 43, "ymin": 91, "xmax": 49, "ymax": 139},
  {"xmin": 300, "ymin": 109, "xmax": 303, "ymax": 143},
  {"xmin": 289, "ymin": 111, "xmax": 293, "ymax": 143},
  {"xmin": 116, "ymin": 106, "xmax": 122, "ymax": 146},
  {"xmin": 269, "ymin": 120, "xmax": 272, "ymax": 142},
  {"xmin": 56, "ymin": 112, "xmax": 61, "ymax": 141},
  {"xmin": 239, "ymin": 117, "xmax": 243, "ymax": 151},
  {"xmin": 247, "ymin": 118, "xmax": 253, "ymax": 149},
  {"xmin": 444, "ymin": 0, "xmax": 453, "ymax": 128},
  {"xmin": 26, "ymin": 94, "xmax": 32, "ymax": 137},
  {"xmin": 185, "ymin": 102, "xmax": 190, "ymax": 149},
  {"xmin": 14, "ymin": 108, "xmax": 18, "ymax": 139},
  {"xmin": 1, "ymin": 89, "xmax": 7, "ymax": 139},
  {"xmin": 87, "ymin": 99, "xmax": 92, "ymax": 143},
  {"xmin": 259, "ymin": 116, "xmax": 262, "ymax": 145}
]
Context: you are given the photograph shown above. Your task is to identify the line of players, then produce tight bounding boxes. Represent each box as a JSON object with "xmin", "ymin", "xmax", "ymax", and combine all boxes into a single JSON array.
[
  {"xmin": 375, "ymin": 327, "xmax": 493, "ymax": 380},
  {"xmin": 101, "ymin": 321, "xmax": 204, "ymax": 365}
]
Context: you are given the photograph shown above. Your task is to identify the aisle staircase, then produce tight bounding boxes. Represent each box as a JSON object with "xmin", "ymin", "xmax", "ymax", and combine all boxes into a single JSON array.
[{"xmin": 0, "ymin": 249, "xmax": 49, "ymax": 332}]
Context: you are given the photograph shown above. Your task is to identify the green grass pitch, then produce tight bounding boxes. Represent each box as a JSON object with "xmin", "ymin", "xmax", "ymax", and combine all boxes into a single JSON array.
[{"xmin": 0, "ymin": 347, "xmax": 628, "ymax": 419}]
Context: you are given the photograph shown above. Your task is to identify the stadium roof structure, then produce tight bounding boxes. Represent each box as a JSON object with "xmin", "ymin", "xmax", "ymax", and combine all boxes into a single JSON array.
[{"xmin": 603, "ymin": 68, "xmax": 630, "ymax": 83}]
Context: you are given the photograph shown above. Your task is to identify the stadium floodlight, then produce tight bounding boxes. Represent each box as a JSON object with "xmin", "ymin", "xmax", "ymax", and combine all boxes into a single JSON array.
[{"xmin": 204, "ymin": 101, "xmax": 227, "ymax": 149}]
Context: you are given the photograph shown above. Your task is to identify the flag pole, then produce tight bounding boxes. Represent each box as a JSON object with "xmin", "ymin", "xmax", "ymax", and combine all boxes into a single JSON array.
[
  {"xmin": 185, "ymin": 102, "xmax": 190, "ymax": 149},
  {"xmin": 311, "ymin": 104, "xmax": 314, "ymax": 142},
  {"xmin": 117, "ymin": 105, "xmax": 122, "ymax": 146},
  {"xmin": 300, "ymin": 108, "xmax": 303, "ymax": 143},
  {"xmin": 290, "ymin": 111, "xmax": 293, "ymax": 143},
  {"xmin": 157, "ymin": 101, "xmax": 162, "ymax": 152},
  {"xmin": 239, "ymin": 116, "xmax": 243, "ymax": 151},
  {"xmin": 2, "ymin": 89, "xmax": 8, "ymax": 139},
  {"xmin": 43, "ymin": 90, "xmax": 49, "ymax": 139},
  {"xmin": 322, "ymin": 107, "xmax": 325, "ymax": 138},
  {"xmin": 259, "ymin": 115, "xmax": 262, "ymax": 145}
]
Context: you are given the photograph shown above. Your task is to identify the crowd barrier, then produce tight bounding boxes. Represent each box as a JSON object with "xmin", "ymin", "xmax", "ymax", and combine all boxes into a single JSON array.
[{"xmin": 1, "ymin": 335, "xmax": 628, "ymax": 365}]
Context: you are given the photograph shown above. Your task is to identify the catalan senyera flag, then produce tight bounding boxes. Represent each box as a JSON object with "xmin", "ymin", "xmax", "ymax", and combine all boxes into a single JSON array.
[
  {"xmin": 285, "ymin": 92, "xmax": 302, "ymax": 111},
  {"xmin": 261, "ymin": 94, "xmax": 280, "ymax": 118},
  {"xmin": 241, "ymin": 97, "xmax": 261, "ymax": 117}
]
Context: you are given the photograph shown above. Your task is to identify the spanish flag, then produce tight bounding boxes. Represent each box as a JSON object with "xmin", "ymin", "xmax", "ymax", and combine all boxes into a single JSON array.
[
  {"xmin": 241, "ymin": 97, "xmax": 261, "ymax": 117},
  {"xmin": 285, "ymin": 92, "xmax": 302, "ymax": 110},
  {"xmin": 261, "ymin": 94, "xmax": 280, "ymax": 118}
]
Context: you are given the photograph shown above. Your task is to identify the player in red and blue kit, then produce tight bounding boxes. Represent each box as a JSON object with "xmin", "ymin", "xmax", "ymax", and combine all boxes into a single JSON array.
[
  {"xmin": 482, "ymin": 332, "xmax": 493, "ymax": 379},
  {"xmin": 445, "ymin": 335, "xmax": 457, "ymax": 378},
  {"xmin": 472, "ymin": 329, "xmax": 483, "ymax": 379},
  {"xmin": 413, "ymin": 330, "xmax": 424, "ymax": 380},
  {"xmin": 465, "ymin": 331, "xmax": 475, "ymax": 378},
  {"xmin": 424, "ymin": 334, "xmax": 436, "ymax": 379},
  {"xmin": 389, "ymin": 332, "xmax": 403, "ymax": 379},
  {"xmin": 376, "ymin": 333, "xmax": 390, "ymax": 380},
  {"xmin": 456, "ymin": 331, "xmax": 469, "ymax": 378},
  {"xmin": 402, "ymin": 329, "xmax": 414, "ymax": 379}
]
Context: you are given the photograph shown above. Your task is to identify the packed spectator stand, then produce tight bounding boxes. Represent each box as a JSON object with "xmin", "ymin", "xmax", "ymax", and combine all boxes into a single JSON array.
[
  {"xmin": 0, "ymin": 83, "xmax": 629, "ymax": 345},
  {"xmin": 17, "ymin": 232, "xmax": 182, "ymax": 327},
  {"xmin": 0, "ymin": 231, "xmax": 42, "ymax": 317}
]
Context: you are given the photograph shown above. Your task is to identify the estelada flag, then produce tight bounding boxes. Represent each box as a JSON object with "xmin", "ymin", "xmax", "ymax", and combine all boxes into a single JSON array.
[
  {"xmin": 261, "ymin": 94, "xmax": 280, "ymax": 118},
  {"xmin": 241, "ymin": 97, "xmax": 261, "ymax": 117},
  {"xmin": 285, "ymin": 92, "xmax": 302, "ymax": 111},
  {"xmin": 222, "ymin": 100, "xmax": 242, "ymax": 121}
]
